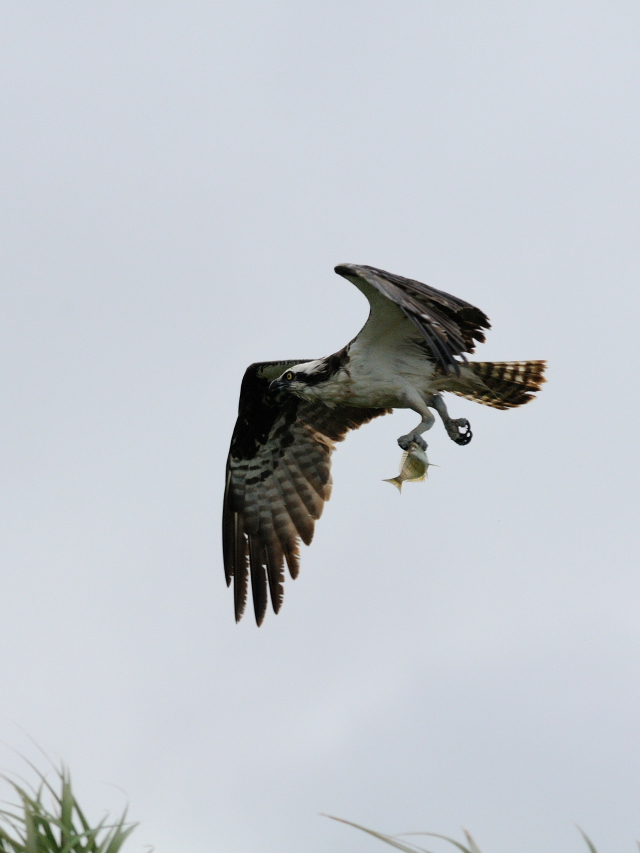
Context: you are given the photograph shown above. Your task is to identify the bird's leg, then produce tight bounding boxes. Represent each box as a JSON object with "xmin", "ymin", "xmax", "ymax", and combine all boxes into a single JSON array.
[
  {"xmin": 397, "ymin": 390, "xmax": 436, "ymax": 451},
  {"xmin": 430, "ymin": 393, "xmax": 472, "ymax": 445}
]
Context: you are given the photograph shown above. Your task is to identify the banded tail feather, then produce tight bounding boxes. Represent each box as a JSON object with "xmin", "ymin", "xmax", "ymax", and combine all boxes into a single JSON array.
[{"xmin": 451, "ymin": 360, "xmax": 546, "ymax": 409}]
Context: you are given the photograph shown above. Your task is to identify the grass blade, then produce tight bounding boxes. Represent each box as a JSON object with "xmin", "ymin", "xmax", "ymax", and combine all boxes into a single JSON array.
[
  {"xmin": 323, "ymin": 815, "xmax": 437, "ymax": 853},
  {"xmin": 577, "ymin": 827, "xmax": 599, "ymax": 853},
  {"xmin": 0, "ymin": 763, "xmax": 136, "ymax": 853}
]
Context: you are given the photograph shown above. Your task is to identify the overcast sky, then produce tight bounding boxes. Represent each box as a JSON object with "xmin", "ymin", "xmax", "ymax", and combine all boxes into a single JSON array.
[{"xmin": 1, "ymin": 3, "xmax": 639, "ymax": 852}]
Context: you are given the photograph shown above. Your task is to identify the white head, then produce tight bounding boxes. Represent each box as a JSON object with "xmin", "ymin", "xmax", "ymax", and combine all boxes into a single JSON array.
[{"xmin": 268, "ymin": 360, "xmax": 328, "ymax": 400}]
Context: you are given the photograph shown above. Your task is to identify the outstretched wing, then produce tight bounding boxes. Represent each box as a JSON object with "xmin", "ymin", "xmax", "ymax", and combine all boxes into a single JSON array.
[
  {"xmin": 335, "ymin": 264, "xmax": 490, "ymax": 375},
  {"xmin": 223, "ymin": 360, "xmax": 389, "ymax": 625}
]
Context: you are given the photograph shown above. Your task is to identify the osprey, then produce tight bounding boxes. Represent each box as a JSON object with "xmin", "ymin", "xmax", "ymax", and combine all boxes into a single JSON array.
[{"xmin": 224, "ymin": 264, "xmax": 545, "ymax": 625}]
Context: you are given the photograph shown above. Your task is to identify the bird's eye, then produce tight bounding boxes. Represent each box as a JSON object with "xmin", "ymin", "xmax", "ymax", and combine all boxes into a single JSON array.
[{"xmin": 285, "ymin": 372, "xmax": 294, "ymax": 381}]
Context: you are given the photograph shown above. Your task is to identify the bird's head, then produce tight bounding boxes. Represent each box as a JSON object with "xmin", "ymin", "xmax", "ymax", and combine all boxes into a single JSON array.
[{"xmin": 269, "ymin": 360, "xmax": 329, "ymax": 400}]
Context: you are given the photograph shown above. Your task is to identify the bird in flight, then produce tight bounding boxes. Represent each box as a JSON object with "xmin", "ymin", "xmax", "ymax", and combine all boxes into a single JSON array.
[{"xmin": 223, "ymin": 264, "xmax": 545, "ymax": 625}]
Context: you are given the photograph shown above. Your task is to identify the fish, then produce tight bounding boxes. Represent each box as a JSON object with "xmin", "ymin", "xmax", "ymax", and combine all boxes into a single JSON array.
[{"xmin": 383, "ymin": 442, "xmax": 433, "ymax": 492}]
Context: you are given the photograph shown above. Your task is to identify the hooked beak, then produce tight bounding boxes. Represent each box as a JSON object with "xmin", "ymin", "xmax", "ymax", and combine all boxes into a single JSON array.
[{"xmin": 269, "ymin": 379, "xmax": 286, "ymax": 393}]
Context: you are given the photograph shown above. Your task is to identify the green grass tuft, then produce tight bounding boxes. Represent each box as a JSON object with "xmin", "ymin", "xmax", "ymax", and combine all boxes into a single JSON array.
[{"xmin": 0, "ymin": 763, "xmax": 136, "ymax": 853}]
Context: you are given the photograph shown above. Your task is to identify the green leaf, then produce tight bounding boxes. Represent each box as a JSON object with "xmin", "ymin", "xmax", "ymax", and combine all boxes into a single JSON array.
[
  {"xmin": 0, "ymin": 764, "xmax": 136, "ymax": 853},
  {"xmin": 577, "ymin": 826, "xmax": 599, "ymax": 853},
  {"xmin": 323, "ymin": 815, "xmax": 437, "ymax": 853}
]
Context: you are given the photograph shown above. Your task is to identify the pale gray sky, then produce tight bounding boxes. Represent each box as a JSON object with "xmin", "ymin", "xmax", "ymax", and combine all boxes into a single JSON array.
[{"xmin": 0, "ymin": 3, "xmax": 639, "ymax": 852}]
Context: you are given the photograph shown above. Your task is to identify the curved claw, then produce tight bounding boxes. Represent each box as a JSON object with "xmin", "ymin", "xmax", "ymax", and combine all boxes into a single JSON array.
[
  {"xmin": 449, "ymin": 418, "xmax": 472, "ymax": 446},
  {"xmin": 398, "ymin": 433, "xmax": 428, "ymax": 451}
]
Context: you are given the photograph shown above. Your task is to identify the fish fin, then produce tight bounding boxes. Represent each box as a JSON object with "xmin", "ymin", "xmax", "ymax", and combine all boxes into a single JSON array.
[{"xmin": 383, "ymin": 477, "xmax": 403, "ymax": 492}]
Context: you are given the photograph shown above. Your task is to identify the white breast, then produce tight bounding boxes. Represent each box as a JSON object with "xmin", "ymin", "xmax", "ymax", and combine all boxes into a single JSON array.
[{"xmin": 342, "ymin": 339, "xmax": 437, "ymax": 407}]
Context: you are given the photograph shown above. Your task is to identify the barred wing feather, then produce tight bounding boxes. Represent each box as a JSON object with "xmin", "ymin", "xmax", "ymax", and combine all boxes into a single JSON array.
[
  {"xmin": 223, "ymin": 361, "xmax": 388, "ymax": 625},
  {"xmin": 335, "ymin": 264, "xmax": 490, "ymax": 375}
]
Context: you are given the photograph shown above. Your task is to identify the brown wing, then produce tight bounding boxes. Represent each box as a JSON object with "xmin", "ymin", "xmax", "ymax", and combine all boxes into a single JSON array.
[
  {"xmin": 335, "ymin": 264, "xmax": 490, "ymax": 375},
  {"xmin": 223, "ymin": 361, "xmax": 389, "ymax": 625}
]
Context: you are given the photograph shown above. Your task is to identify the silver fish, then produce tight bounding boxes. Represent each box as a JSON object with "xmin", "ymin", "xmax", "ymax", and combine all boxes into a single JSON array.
[{"xmin": 383, "ymin": 442, "xmax": 433, "ymax": 492}]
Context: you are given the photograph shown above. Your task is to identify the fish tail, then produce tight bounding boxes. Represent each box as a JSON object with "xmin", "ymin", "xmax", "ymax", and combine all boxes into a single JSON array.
[{"xmin": 383, "ymin": 477, "xmax": 403, "ymax": 492}]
